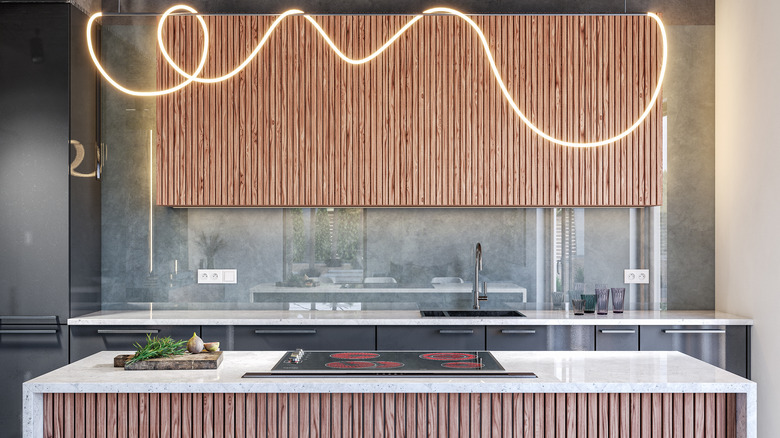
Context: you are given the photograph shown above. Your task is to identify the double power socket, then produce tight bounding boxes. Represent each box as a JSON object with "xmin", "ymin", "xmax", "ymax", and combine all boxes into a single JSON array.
[
  {"xmin": 623, "ymin": 269, "xmax": 650, "ymax": 284},
  {"xmin": 197, "ymin": 269, "xmax": 237, "ymax": 284}
]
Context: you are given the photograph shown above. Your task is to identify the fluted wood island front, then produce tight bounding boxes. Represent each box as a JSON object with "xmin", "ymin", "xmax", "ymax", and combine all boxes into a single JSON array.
[{"xmin": 24, "ymin": 351, "xmax": 755, "ymax": 437}]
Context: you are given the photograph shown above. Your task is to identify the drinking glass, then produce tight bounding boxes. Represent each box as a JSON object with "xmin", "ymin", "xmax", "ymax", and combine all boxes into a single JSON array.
[
  {"xmin": 595, "ymin": 288, "xmax": 609, "ymax": 315},
  {"xmin": 571, "ymin": 299, "xmax": 585, "ymax": 315},
  {"xmin": 581, "ymin": 294, "xmax": 596, "ymax": 313},
  {"xmin": 611, "ymin": 288, "xmax": 626, "ymax": 313},
  {"xmin": 552, "ymin": 291, "xmax": 564, "ymax": 309}
]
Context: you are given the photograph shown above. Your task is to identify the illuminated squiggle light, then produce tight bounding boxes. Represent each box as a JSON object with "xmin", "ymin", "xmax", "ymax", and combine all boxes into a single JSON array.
[
  {"xmin": 160, "ymin": 9, "xmax": 304, "ymax": 83},
  {"xmin": 86, "ymin": 6, "xmax": 667, "ymax": 147},
  {"xmin": 69, "ymin": 140, "xmax": 97, "ymax": 178},
  {"xmin": 87, "ymin": 5, "xmax": 210, "ymax": 96}
]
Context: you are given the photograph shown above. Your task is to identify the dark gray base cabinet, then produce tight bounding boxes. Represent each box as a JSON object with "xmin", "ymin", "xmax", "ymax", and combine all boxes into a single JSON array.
[
  {"xmin": 70, "ymin": 326, "xmax": 200, "ymax": 362},
  {"xmin": 377, "ymin": 326, "xmax": 485, "ymax": 350},
  {"xmin": 639, "ymin": 325, "xmax": 749, "ymax": 379},
  {"xmin": 202, "ymin": 326, "xmax": 376, "ymax": 351},
  {"xmin": 487, "ymin": 326, "xmax": 595, "ymax": 351}
]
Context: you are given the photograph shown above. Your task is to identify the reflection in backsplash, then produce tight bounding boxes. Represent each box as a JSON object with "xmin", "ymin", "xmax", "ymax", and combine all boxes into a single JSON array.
[
  {"xmin": 99, "ymin": 15, "xmax": 667, "ymax": 312},
  {"xmin": 102, "ymin": 202, "xmax": 666, "ymax": 310}
]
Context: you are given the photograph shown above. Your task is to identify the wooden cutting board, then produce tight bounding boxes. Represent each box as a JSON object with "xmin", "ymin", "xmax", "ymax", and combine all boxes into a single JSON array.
[{"xmin": 114, "ymin": 351, "xmax": 223, "ymax": 370}]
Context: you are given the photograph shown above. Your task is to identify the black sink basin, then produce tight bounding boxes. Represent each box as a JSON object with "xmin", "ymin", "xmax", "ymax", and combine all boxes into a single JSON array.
[{"xmin": 420, "ymin": 310, "xmax": 525, "ymax": 317}]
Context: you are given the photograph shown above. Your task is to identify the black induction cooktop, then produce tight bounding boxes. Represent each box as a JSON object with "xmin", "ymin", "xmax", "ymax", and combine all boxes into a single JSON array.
[{"xmin": 243, "ymin": 350, "xmax": 537, "ymax": 378}]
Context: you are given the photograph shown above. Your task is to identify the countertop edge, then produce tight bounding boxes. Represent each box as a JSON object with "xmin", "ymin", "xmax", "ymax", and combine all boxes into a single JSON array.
[{"xmin": 66, "ymin": 310, "xmax": 754, "ymax": 326}]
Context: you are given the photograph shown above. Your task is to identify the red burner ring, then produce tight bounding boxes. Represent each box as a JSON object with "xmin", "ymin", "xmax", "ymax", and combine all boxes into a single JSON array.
[
  {"xmin": 330, "ymin": 352, "xmax": 380, "ymax": 360},
  {"xmin": 441, "ymin": 362, "xmax": 484, "ymax": 369},
  {"xmin": 325, "ymin": 361, "xmax": 377, "ymax": 369},
  {"xmin": 374, "ymin": 361, "xmax": 404, "ymax": 369},
  {"xmin": 420, "ymin": 352, "xmax": 478, "ymax": 361}
]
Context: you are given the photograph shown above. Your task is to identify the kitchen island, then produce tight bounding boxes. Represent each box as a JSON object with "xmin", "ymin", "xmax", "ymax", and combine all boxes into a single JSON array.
[{"xmin": 24, "ymin": 350, "xmax": 755, "ymax": 437}]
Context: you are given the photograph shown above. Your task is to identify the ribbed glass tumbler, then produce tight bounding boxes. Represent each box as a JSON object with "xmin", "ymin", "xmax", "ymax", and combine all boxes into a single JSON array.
[
  {"xmin": 595, "ymin": 288, "xmax": 610, "ymax": 315},
  {"xmin": 611, "ymin": 288, "xmax": 626, "ymax": 313}
]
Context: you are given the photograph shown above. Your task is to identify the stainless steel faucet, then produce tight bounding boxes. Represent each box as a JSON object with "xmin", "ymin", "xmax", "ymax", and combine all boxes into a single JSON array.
[{"xmin": 473, "ymin": 243, "xmax": 488, "ymax": 309}]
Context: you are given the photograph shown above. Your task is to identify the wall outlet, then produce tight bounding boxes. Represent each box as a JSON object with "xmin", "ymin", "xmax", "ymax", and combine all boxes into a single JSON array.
[
  {"xmin": 624, "ymin": 269, "xmax": 650, "ymax": 284},
  {"xmin": 197, "ymin": 269, "xmax": 237, "ymax": 284}
]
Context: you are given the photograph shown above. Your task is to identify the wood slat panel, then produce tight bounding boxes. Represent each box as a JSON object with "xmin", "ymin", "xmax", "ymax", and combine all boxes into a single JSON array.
[
  {"xmin": 45, "ymin": 391, "xmax": 743, "ymax": 437},
  {"xmin": 157, "ymin": 14, "xmax": 663, "ymax": 207}
]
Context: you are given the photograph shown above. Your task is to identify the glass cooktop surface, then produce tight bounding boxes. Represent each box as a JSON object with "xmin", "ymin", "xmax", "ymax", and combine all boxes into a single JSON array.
[{"xmin": 243, "ymin": 350, "xmax": 537, "ymax": 378}]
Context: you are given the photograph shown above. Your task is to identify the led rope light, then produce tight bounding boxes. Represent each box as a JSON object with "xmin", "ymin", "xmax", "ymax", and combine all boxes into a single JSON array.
[
  {"xmin": 160, "ymin": 8, "xmax": 304, "ymax": 83},
  {"xmin": 69, "ymin": 140, "xmax": 97, "ymax": 178},
  {"xmin": 426, "ymin": 9, "xmax": 667, "ymax": 147},
  {"xmin": 86, "ymin": 5, "xmax": 210, "ymax": 97},
  {"xmin": 302, "ymin": 14, "xmax": 424, "ymax": 65},
  {"xmin": 86, "ymin": 7, "xmax": 667, "ymax": 147}
]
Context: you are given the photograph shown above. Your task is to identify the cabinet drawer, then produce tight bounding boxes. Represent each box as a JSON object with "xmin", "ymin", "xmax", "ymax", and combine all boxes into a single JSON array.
[
  {"xmin": 487, "ymin": 326, "xmax": 594, "ymax": 351},
  {"xmin": 70, "ymin": 325, "xmax": 200, "ymax": 362},
  {"xmin": 596, "ymin": 326, "xmax": 639, "ymax": 351},
  {"xmin": 639, "ymin": 325, "xmax": 749, "ymax": 378},
  {"xmin": 202, "ymin": 326, "xmax": 376, "ymax": 351},
  {"xmin": 376, "ymin": 326, "xmax": 485, "ymax": 350},
  {"xmin": 639, "ymin": 325, "xmax": 725, "ymax": 365}
]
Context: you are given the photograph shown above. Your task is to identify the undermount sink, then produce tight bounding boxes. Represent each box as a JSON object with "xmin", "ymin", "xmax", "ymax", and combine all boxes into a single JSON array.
[{"xmin": 420, "ymin": 310, "xmax": 526, "ymax": 317}]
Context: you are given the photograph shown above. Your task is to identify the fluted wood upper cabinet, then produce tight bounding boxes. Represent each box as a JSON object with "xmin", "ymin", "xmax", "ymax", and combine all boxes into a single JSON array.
[{"xmin": 156, "ymin": 14, "xmax": 664, "ymax": 207}]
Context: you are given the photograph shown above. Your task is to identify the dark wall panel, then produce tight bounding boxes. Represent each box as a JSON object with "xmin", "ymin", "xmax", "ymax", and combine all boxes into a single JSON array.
[{"xmin": 0, "ymin": 3, "xmax": 70, "ymax": 321}]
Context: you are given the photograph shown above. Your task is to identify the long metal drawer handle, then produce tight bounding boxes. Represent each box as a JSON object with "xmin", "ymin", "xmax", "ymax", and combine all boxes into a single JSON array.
[
  {"xmin": 439, "ymin": 329, "xmax": 474, "ymax": 334},
  {"xmin": 662, "ymin": 329, "xmax": 726, "ymax": 334},
  {"xmin": 97, "ymin": 329, "xmax": 160, "ymax": 334},
  {"xmin": 599, "ymin": 329, "xmax": 636, "ymax": 334},
  {"xmin": 0, "ymin": 329, "xmax": 58, "ymax": 334},
  {"xmin": 501, "ymin": 329, "xmax": 537, "ymax": 334},
  {"xmin": 255, "ymin": 329, "xmax": 317, "ymax": 335},
  {"xmin": 0, "ymin": 315, "xmax": 58, "ymax": 321}
]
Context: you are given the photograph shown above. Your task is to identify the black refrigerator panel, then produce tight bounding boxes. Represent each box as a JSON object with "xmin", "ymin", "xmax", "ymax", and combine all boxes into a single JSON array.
[
  {"xmin": 0, "ymin": 3, "xmax": 70, "ymax": 321},
  {"xmin": 0, "ymin": 324, "xmax": 69, "ymax": 438},
  {"xmin": 69, "ymin": 4, "xmax": 101, "ymax": 317}
]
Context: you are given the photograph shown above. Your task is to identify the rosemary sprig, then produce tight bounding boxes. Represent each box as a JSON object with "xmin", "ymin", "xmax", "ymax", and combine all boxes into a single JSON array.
[{"xmin": 126, "ymin": 334, "xmax": 187, "ymax": 365}]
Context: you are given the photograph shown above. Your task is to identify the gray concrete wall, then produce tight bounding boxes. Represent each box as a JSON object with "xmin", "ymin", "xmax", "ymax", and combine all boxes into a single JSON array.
[{"xmin": 99, "ymin": 0, "xmax": 716, "ymax": 310}]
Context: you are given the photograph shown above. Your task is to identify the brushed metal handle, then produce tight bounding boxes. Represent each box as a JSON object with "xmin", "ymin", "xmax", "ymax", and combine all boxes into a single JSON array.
[
  {"xmin": 439, "ymin": 329, "xmax": 474, "ymax": 334},
  {"xmin": 663, "ymin": 329, "xmax": 726, "ymax": 334},
  {"xmin": 97, "ymin": 329, "xmax": 160, "ymax": 335},
  {"xmin": 599, "ymin": 329, "xmax": 637, "ymax": 334},
  {"xmin": 0, "ymin": 315, "xmax": 58, "ymax": 321},
  {"xmin": 255, "ymin": 329, "xmax": 317, "ymax": 335},
  {"xmin": 501, "ymin": 329, "xmax": 537, "ymax": 334},
  {"xmin": 0, "ymin": 329, "xmax": 58, "ymax": 334}
]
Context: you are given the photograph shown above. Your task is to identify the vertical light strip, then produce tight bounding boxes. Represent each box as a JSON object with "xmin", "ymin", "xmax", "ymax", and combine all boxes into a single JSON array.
[{"xmin": 149, "ymin": 129, "xmax": 154, "ymax": 274}]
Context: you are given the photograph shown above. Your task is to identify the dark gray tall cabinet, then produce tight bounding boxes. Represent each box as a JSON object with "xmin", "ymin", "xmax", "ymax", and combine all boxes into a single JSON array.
[{"xmin": 0, "ymin": 4, "xmax": 100, "ymax": 436}]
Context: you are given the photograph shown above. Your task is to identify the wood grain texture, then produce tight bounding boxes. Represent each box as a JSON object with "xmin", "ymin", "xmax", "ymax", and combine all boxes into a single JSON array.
[
  {"xmin": 156, "ymin": 14, "xmax": 663, "ymax": 207},
  {"xmin": 43, "ymin": 392, "xmax": 745, "ymax": 437},
  {"xmin": 113, "ymin": 351, "xmax": 223, "ymax": 370}
]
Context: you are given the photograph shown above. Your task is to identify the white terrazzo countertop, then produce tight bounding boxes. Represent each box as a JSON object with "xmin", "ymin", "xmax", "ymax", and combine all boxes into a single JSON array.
[
  {"xmin": 24, "ymin": 350, "xmax": 754, "ymax": 394},
  {"xmin": 67, "ymin": 309, "xmax": 753, "ymax": 326},
  {"xmin": 24, "ymin": 351, "xmax": 757, "ymax": 437}
]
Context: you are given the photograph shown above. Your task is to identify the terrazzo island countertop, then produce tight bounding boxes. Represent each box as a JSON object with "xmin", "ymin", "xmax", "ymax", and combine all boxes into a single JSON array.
[
  {"xmin": 24, "ymin": 350, "xmax": 756, "ymax": 437},
  {"xmin": 67, "ymin": 309, "xmax": 753, "ymax": 326}
]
